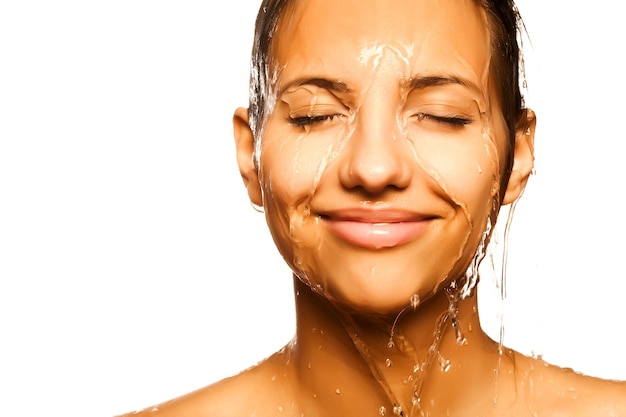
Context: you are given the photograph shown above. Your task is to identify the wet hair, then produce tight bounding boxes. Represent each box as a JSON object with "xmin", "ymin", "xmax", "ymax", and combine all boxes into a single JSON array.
[{"xmin": 247, "ymin": 0, "xmax": 526, "ymax": 186}]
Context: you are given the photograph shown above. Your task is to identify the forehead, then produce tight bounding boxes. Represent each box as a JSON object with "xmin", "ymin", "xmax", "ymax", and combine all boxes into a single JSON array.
[{"xmin": 273, "ymin": 0, "xmax": 492, "ymax": 91}]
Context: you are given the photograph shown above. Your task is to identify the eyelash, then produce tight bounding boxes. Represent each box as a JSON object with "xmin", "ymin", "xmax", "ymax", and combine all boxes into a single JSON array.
[
  {"xmin": 288, "ymin": 114, "xmax": 342, "ymax": 127},
  {"xmin": 287, "ymin": 113, "xmax": 471, "ymax": 128},
  {"xmin": 414, "ymin": 112, "xmax": 472, "ymax": 127}
]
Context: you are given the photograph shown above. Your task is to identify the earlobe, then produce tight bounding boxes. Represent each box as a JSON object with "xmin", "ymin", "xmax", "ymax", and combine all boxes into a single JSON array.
[
  {"xmin": 502, "ymin": 109, "xmax": 536, "ymax": 205},
  {"xmin": 233, "ymin": 107, "xmax": 263, "ymax": 207}
]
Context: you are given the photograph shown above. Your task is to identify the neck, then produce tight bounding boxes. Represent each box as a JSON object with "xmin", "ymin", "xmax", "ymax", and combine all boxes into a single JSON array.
[{"xmin": 285, "ymin": 275, "xmax": 514, "ymax": 416}]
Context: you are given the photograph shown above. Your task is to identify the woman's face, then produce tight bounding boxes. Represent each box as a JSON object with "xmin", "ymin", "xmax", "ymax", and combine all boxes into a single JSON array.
[{"xmin": 240, "ymin": 0, "xmax": 526, "ymax": 314}]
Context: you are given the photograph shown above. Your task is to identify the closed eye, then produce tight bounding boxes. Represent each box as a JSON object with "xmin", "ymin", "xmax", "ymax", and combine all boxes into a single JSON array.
[
  {"xmin": 288, "ymin": 114, "xmax": 342, "ymax": 127},
  {"xmin": 414, "ymin": 112, "xmax": 472, "ymax": 127}
]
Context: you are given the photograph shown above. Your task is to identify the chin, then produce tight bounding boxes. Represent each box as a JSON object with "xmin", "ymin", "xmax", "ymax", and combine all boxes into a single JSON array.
[
  {"xmin": 340, "ymin": 298, "xmax": 416, "ymax": 318},
  {"xmin": 320, "ymin": 275, "xmax": 442, "ymax": 318}
]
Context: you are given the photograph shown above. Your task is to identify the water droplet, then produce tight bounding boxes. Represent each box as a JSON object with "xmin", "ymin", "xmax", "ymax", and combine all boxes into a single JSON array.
[
  {"xmin": 307, "ymin": 362, "xmax": 312, "ymax": 369},
  {"xmin": 409, "ymin": 294, "xmax": 420, "ymax": 310},
  {"xmin": 450, "ymin": 315, "xmax": 466, "ymax": 345},
  {"xmin": 379, "ymin": 406, "xmax": 387, "ymax": 416},
  {"xmin": 277, "ymin": 405, "xmax": 284, "ymax": 413},
  {"xmin": 250, "ymin": 202, "xmax": 264, "ymax": 213},
  {"xmin": 439, "ymin": 357, "xmax": 451, "ymax": 372},
  {"xmin": 271, "ymin": 375, "xmax": 277, "ymax": 382},
  {"xmin": 385, "ymin": 358, "xmax": 393, "ymax": 367},
  {"xmin": 312, "ymin": 393, "xmax": 318, "ymax": 399},
  {"xmin": 335, "ymin": 388, "xmax": 341, "ymax": 395}
]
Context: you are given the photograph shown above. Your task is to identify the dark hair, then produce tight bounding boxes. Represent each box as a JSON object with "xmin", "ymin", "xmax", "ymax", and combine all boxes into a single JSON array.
[
  {"xmin": 247, "ymin": 0, "xmax": 526, "ymax": 185},
  {"xmin": 247, "ymin": 0, "xmax": 289, "ymax": 142}
]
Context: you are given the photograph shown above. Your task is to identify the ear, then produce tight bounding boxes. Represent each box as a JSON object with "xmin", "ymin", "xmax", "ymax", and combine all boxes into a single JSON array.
[
  {"xmin": 233, "ymin": 107, "xmax": 263, "ymax": 207},
  {"xmin": 502, "ymin": 109, "xmax": 536, "ymax": 205}
]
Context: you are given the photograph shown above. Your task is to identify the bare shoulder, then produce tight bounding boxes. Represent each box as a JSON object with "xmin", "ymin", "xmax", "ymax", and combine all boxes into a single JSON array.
[
  {"xmin": 514, "ymin": 353, "xmax": 626, "ymax": 416},
  {"xmin": 116, "ymin": 351, "xmax": 294, "ymax": 417}
]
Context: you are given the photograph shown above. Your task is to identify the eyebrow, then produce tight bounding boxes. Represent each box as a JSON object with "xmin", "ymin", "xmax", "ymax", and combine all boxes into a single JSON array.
[
  {"xmin": 405, "ymin": 75, "xmax": 481, "ymax": 95},
  {"xmin": 278, "ymin": 77, "xmax": 351, "ymax": 97},
  {"xmin": 278, "ymin": 75, "xmax": 481, "ymax": 97}
]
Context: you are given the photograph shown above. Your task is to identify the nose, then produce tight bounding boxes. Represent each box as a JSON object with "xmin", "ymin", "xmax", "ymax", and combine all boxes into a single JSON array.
[{"xmin": 338, "ymin": 107, "xmax": 412, "ymax": 194}]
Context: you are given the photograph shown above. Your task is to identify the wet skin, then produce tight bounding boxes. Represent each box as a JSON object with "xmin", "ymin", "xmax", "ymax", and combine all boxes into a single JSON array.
[
  {"xmin": 256, "ymin": 0, "xmax": 506, "ymax": 315},
  {"xmin": 119, "ymin": 0, "xmax": 626, "ymax": 416}
]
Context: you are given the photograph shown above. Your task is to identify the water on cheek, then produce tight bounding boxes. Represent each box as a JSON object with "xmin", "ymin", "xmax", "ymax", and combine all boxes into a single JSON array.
[
  {"xmin": 456, "ymin": 107, "xmax": 503, "ymax": 300},
  {"xmin": 281, "ymin": 121, "xmax": 354, "ymax": 295},
  {"xmin": 404, "ymin": 63, "xmax": 495, "ymax": 302}
]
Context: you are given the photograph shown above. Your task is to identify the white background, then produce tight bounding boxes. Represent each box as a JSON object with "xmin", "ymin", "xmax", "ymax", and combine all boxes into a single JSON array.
[{"xmin": 1, "ymin": 1, "xmax": 624, "ymax": 416}]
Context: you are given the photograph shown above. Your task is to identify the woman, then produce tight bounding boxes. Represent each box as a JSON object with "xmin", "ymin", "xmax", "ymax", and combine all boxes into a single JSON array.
[{"xmin": 122, "ymin": 0, "xmax": 626, "ymax": 415}]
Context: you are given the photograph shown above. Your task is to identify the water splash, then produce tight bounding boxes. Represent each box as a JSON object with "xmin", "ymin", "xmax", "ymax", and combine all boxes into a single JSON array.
[
  {"xmin": 393, "ymin": 405, "xmax": 404, "ymax": 416},
  {"xmin": 445, "ymin": 288, "xmax": 467, "ymax": 346},
  {"xmin": 438, "ymin": 353, "xmax": 451, "ymax": 372},
  {"xmin": 491, "ymin": 192, "xmax": 522, "ymax": 406},
  {"xmin": 410, "ymin": 294, "xmax": 421, "ymax": 310},
  {"xmin": 498, "ymin": 196, "xmax": 520, "ymax": 352},
  {"xmin": 338, "ymin": 284, "xmax": 475, "ymax": 416},
  {"xmin": 399, "ymin": 314, "xmax": 445, "ymax": 415},
  {"xmin": 459, "ymin": 214, "xmax": 494, "ymax": 300}
]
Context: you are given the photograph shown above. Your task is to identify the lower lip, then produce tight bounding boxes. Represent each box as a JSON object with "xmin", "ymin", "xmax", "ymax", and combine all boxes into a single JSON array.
[{"xmin": 323, "ymin": 219, "xmax": 429, "ymax": 249}]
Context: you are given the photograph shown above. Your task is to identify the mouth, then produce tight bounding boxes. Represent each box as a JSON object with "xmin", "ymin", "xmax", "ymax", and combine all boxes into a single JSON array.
[{"xmin": 319, "ymin": 209, "xmax": 436, "ymax": 249}]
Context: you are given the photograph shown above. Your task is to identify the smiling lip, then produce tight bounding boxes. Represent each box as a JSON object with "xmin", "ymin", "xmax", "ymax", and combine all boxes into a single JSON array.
[{"xmin": 319, "ymin": 209, "xmax": 434, "ymax": 249}]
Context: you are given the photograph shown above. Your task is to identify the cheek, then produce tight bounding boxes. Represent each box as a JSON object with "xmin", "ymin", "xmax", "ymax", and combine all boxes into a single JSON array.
[
  {"xmin": 259, "ymin": 120, "xmax": 346, "ymax": 202},
  {"xmin": 257, "ymin": 124, "xmax": 340, "ymax": 278},
  {"xmin": 405, "ymin": 127, "xmax": 502, "ymax": 216}
]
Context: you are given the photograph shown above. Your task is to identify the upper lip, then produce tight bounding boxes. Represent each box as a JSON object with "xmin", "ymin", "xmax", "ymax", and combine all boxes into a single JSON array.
[{"xmin": 317, "ymin": 207, "xmax": 436, "ymax": 223}]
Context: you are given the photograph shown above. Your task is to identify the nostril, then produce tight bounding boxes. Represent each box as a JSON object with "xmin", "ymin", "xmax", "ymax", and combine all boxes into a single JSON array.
[
  {"xmin": 340, "ymin": 161, "xmax": 412, "ymax": 194},
  {"xmin": 336, "ymin": 121, "xmax": 414, "ymax": 193}
]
